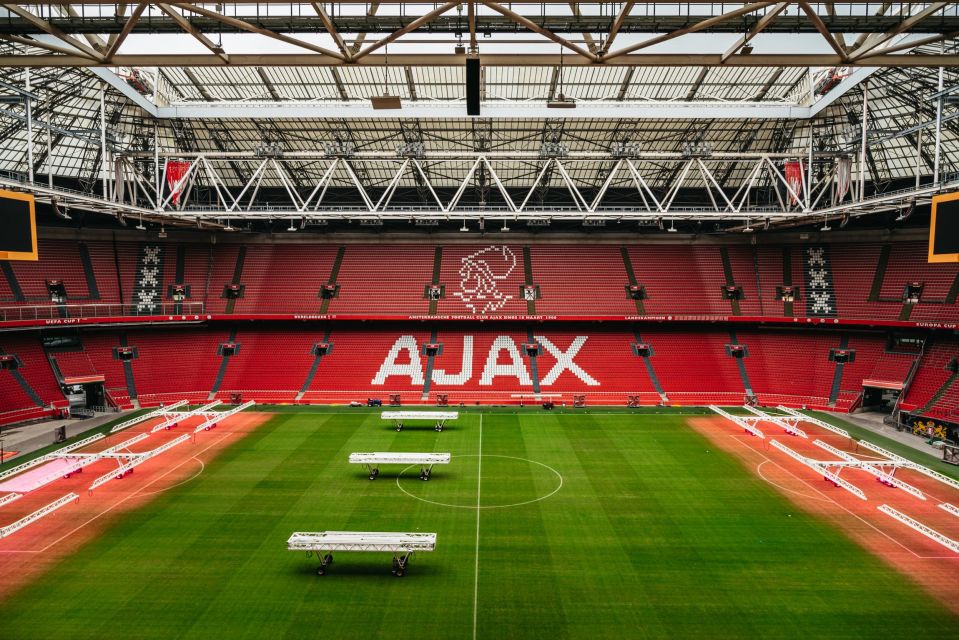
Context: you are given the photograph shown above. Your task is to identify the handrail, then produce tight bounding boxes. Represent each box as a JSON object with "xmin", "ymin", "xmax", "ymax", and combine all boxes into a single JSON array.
[{"xmin": 0, "ymin": 302, "xmax": 205, "ymax": 322}]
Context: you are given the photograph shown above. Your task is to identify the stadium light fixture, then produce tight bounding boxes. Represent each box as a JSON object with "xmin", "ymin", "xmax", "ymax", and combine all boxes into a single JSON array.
[
  {"xmin": 371, "ymin": 45, "xmax": 402, "ymax": 110},
  {"xmin": 287, "ymin": 220, "xmax": 297, "ymax": 232},
  {"xmin": 135, "ymin": 213, "xmax": 146, "ymax": 231},
  {"xmin": 742, "ymin": 219, "xmax": 754, "ymax": 233},
  {"xmin": 667, "ymin": 220, "xmax": 678, "ymax": 233},
  {"xmin": 158, "ymin": 226, "xmax": 167, "ymax": 239},
  {"xmin": 548, "ymin": 47, "xmax": 576, "ymax": 109},
  {"xmin": 820, "ymin": 216, "xmax": 832, "ymax": 231},
  {"xmin": 501, "ymin": 220, "xmax": 510, "ymax": 232},
  {"xmin": 460, "ymin": 220, "xmax": 469, "ymax": 232},
  {"xmin": 223, "ymin": 220, "xmax": 235, "ymax": 232}
]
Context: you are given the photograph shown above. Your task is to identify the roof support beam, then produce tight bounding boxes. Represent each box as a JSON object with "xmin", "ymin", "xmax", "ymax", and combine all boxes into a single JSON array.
[
  {"xmin": 103, "ymin": 2, "xmax": 147, "ymax": 62},
  {"xmin": 350, "ymin": 1, "xmax": 380, "ymax": 55},
  {"xmin": 720, "ymin": 1, "xmax": 788, "ymax": 63},
  {"xmin": 154, "ymin": 100, "xmax": 811, "ymax": 120},
  {"xmin": 603, "ymin": 1, "xmax": 777, "ymax": 61},
  {"xmin": 604, "ymin": 1, "xmax": 634, "ymax": 55},
  {"xmin": 797, "ymin": 1, "xmax": 848, "ymax": 62},
  {"xmin": 0, "ymin": 3, "xmax": 103, "ymax": 60},
  {"xmin": 311, "ymin": 2, "xmax": 351, "ymax": 60},
  {"xmin": 480, "ymin": 1, "xmax": 598, "ymax": 62},
  {"xmin": 0, "ymin": 53, "xmax": 957, "ymax": 68},
  {"xmin": 353, "ymin": 1, "xmax": 462, "ymax": 62},
  {"xmin": 156, "ymin": 3, "xmax": 229, "ymax": 64},
  {"xmin": 172, "ymin": 2, "xmax": 345, "ymax": 61},
  {"xmin": 567, "ymin": 3, "xmax": 598, "ymax": 55}
]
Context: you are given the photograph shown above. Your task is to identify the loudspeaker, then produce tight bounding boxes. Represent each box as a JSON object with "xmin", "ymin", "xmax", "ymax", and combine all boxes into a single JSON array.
[{"xmin": 466, "ymin": 57, "xmax": 480, "ymax": 116}]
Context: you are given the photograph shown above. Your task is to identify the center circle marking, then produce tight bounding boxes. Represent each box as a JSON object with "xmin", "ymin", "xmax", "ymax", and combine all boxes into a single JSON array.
[{"xmin": 394, "ymin": 454, "xmax": 563, "ymax": 509}]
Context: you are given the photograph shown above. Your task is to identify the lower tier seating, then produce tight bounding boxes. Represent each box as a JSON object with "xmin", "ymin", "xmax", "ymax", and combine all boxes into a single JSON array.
[{"xmin": 3, "ymin": 324, "xmax": 955, "ymax": 422}]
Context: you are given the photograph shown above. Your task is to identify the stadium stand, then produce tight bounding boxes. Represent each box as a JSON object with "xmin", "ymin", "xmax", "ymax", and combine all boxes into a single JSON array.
[
  {"xmin": 0, "ymin": 324, "xmax": 956, "ymax": 416},
  {"xmin": 2, "ymin": 239, "xmax": 957, "ymax": 322},
  {"xmin": 330, "ymin": 244, "xmax": 435, "ymax": 315}
]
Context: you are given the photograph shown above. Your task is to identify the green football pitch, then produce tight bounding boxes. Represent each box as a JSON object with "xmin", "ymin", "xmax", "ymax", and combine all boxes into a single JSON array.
[{"xmin": 1, "ymin": 410, "xmax": 956, "ymax": 639}]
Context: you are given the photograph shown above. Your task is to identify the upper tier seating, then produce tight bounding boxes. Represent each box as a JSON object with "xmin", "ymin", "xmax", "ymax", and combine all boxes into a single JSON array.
[{"xmin": 2, "ymin": 238, "xmax": 957, "ymax": 323}]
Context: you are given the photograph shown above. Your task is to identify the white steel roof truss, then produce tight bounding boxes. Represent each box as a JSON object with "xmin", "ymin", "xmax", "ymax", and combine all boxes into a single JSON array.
[
  {"xmin": 228, "ymin": 157, "xmax": 269, "ymax": 212},
  {"xmin": 480, "ymin": 156, "xmax": 518, "ymax": 213},
  {"xmin": 301, "ymin": 157, "xmax": 338, "ymax": 211},
  {"xmin": 517, "ymin": 158, "xmax": 554, "ymax": 212},
  {"xmin": 339, "ymin": 159, "xmax": 375, "ymax": 211},
  {"xmin": 410, "ymin": 159, "xmax": 448, "ymax": 212},
  {"xmin": 696, "ymin": 158, "xmax": 736, "ymax": 212},
  {"xmin": 553, "ymin": 159, "xmax": 590, "ymax": 212},
  {"xmin": 624, "ymin": 158, "xmax": 665, "ymax": 213},
  {"xmin": 201, "ymin": 156, "xmax": 239, "ymax": 211},
  {"xmin": 270, "ymin": 158, "xmax": 306, "ymax": 211},
  {"xmin": 373, "ymin": 157, "xmax": 410, "ymax": 212}
]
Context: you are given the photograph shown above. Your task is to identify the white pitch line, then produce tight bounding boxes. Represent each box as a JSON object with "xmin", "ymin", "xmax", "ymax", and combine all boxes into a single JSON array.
[{"xmin": 472, "ymin": 413, "xmax": 483, "ymax": 640}]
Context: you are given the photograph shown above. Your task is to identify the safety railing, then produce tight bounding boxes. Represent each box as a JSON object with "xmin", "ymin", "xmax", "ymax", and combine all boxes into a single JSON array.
[{"xmin": 0, "ymin": 302, "xmax": 205, "ymax": 322}]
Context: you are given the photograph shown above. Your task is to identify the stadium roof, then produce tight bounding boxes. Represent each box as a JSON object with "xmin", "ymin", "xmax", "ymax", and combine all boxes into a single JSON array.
[{"xmin": 0, "ymin": 3, "xmax": 956, "ymax": 231}]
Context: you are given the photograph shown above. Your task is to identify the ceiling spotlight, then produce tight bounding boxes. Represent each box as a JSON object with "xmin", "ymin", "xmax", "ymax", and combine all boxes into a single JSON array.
[
  {"xmin": 743, "ymin": 219, "xmax": 754, "ymax": 233},
  {"xmin": 895, "ymin": 202, "xmax": 915, "ymax": 221},
  {"xmin": 371, "ymin": 95, "xmax": 402, "ymax": 110},
  {"xmin": 547, "ymin": 94, "xmax": 576, "ymax": 109},
  {"xmin": 820, "ymin": 217, "xmax": 832, "ymax": 232},
  {"xmin": 371, "ymin": 44, "xmax": 402, "ymax": 110},
  {"xmin": 287, "ymin": 220, "xmax": 297, "ymax": 232},
  {"xmin": 135, "ymin": 213, "xmax": 146, "ymax": 231},
  {"xmin": 667, "ymin": 220, "xmax": 678, "ymax": 233},
  {"xmin": 223, "ymin": 220, "xmax": 235, "ymax": 232},
  {"xmin": 460, "ymin": 220, "xmax": 469, "ymax": 232},
  {"xmin": 500, "ymin": 220, "xmax": 510, "ymax": 232}
]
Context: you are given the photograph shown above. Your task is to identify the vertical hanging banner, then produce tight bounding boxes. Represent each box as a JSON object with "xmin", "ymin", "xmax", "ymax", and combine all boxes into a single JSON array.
[
  {"xmin": 165, "ymin": 160, "xmax": 192, "ymax": 205},
  {"xmin": 784, "ymin": 161, "xmax": 804, "ymax": 205},
  {"xmin": 834, "ymin": 157, "xmax": 852, "ymax": 203}
]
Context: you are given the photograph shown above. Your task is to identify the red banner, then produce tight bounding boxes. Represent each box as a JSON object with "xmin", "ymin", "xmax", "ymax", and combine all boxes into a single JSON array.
[
  {"xmin": 784, "ymin": 161, "xmax": 804, "ymax": 204},
  {"xmin": 165, "ymin": 160, "xmax": 192, "ymax": 205}
]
